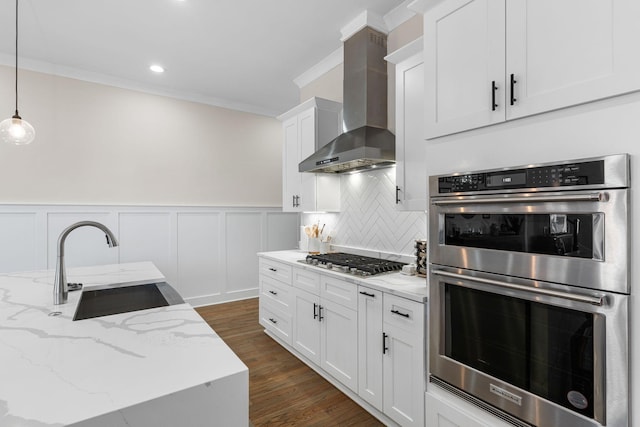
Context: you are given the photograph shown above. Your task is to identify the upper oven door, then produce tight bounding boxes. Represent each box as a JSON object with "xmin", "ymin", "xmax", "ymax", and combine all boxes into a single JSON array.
[{"xmin": 429, "ymin": 189, "xmax": 629, "ymax": 293}]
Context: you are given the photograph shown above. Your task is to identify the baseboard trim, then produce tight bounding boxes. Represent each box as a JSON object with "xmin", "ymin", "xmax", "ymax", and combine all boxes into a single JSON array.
[{"xmin": 187, "ymin": 291, "xmax": 258, "ymax": 308}]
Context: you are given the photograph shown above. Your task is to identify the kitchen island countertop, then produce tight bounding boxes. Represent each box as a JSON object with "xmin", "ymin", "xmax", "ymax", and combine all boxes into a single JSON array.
[
  {"xmin": 0, "ymin": 262, "xmax": 248, "ymax": 427},
  {"xmin": 258, "ymin": 250, "xmax": 427, "ymax": 303}
]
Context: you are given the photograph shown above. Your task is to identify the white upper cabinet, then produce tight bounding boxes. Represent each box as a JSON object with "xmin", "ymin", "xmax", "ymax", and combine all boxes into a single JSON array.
[
  {"xmin": 278, "ymin": 97, "xmax": 342, "ymax": 212},
  {"xmin": 505, "ymin": 0, "xmax": 640, "ymax": 119},
  {"xmin": 386, "ymin": 37, "xmax": 428, "ymax": 212},
  {"xmin": 424, "ymin": 0, "xmax": 505, "ymax": 138},
  {"xmin": 424, "ymin": 0, "xmax": 640, "ymax": 138}
]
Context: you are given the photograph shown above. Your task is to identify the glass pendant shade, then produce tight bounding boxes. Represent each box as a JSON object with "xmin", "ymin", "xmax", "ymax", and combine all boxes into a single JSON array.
[{"xmin": 0, "ymin": 114, "xmax": 35, "ymax": 145}]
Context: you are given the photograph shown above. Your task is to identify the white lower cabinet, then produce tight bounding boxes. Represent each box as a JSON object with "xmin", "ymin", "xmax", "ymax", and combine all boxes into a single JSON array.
[
  {"xmin": 358, "ymin": 287, "xmax": 425, "ymax": 427},
  {"xmin": 320, "ymin": 299, "xmax": 358, "ymax": 392},
  {"xmin": 292, "ymin": 287, "xmax": 322, "ymax": 364},
  {"xmin": 292, "ymin": 269, "xmax": 358, "ymax": 392},
  {"xmin": 358, "ymin": 287, "xmax": 384, "ymax": 410},
  {"xmin": 259, "ymin": 258, "xmax": 293, "ymax": 345},
  {"xmin": 259, "ymin": 259, "xmax": 426, "ymax": 426}
]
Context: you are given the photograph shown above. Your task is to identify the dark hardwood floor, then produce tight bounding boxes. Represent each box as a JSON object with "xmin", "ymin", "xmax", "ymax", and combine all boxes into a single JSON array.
[{"xmin": 195, "ymin": 298, "xmax": 384, "ymax": 427}]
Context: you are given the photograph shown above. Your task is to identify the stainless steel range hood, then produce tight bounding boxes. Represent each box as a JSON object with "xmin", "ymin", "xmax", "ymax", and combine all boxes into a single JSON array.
[{"xmin": 299, "ymin": 26, "xmax": 395, "ymax": 174}]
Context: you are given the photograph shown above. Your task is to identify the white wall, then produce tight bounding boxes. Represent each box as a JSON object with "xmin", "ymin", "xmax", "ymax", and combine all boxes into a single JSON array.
[
  {"xmin": 0, "ymin": 204, "xmax": 299, "ymax": 306},
  {"xmin": 423, "ymin": 90, "xmax": 640, "ymax": 426},
  {"xmin": 0, "ymin": 65, "xmax": 283, "ymax": 206}
]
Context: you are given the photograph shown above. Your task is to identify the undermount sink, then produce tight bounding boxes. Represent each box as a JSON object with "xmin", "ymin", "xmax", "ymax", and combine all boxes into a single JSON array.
[{"xmin": 73, "ymin": 282, "xmax": 184, "ymax": 321}]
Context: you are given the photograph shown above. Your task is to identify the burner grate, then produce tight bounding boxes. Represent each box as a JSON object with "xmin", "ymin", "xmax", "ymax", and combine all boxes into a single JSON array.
[{"xmin": 305, "ymin": 252, "xmax": 406, "ymax": 275}]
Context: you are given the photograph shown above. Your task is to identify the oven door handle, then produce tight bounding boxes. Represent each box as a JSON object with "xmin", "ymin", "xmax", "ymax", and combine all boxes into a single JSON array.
[
  {"xmin": 432, "ymin": 269, "xmax": 605, "ymax": 306},
  {"xmin": 431, "ymin": 192, "xmax": 605, "ymax": 205}
]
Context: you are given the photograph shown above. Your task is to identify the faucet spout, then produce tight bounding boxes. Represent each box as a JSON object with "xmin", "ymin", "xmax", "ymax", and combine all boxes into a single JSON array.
[{"xmin": 53, "ymin": 221, "xmax": 119, "ymax": 305}]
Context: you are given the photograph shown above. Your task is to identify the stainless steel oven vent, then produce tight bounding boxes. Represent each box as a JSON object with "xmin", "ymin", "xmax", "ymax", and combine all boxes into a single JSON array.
[{"xmin": 299, "ymin": 26, "xmax": 395, "ymax": 174}]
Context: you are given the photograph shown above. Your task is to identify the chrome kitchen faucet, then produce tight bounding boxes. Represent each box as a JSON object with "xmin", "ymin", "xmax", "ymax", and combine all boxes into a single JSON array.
[{"xmin": 53, "ymin": 221, "xmax": 119, "ymax": 305}]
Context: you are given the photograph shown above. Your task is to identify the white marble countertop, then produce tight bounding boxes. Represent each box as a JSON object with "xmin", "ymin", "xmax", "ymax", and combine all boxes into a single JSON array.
[
  {"xmin": 258, "ymin": 250, "xmax": 427, "ymax": 303},
  {"xmin": 0, "ymin": 262, "xmax": 248, "ymax": 427}
]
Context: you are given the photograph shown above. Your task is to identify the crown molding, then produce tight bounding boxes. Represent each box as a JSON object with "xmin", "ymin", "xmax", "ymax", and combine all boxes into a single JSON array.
[
  {"xmin": 0, "ymin": 54, "xmax": 278, "ymax": 117},
  {"xmin": 384, "ymin": 0, "xmax": 418, "ymax": 31},
  {"xmin": 408, "ymin": 0, "xmax": 446, "ymax": 14},
  {"xmin": 385, "ymin": 36, "xmax": 423, "ymax": 64},
  {"xmin": 292, "ymin": 46, "xmax": 343, "ymax": 89},
  {"xmin": 340, "ymin": 10, "xmax": 388, "ymax": 41}
]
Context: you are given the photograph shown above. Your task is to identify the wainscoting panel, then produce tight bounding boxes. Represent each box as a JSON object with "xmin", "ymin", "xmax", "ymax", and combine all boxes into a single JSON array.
[
  {"xmin": 119, "ymin": 212, "xmax": 174, "ymax": 284},
  {"xmin": 0, "ymin": 212, "xmax": 38, "ymax": 273},
  {"xmin": 225, "ymin": 212, "xmax": 263, "ymax": 297},
  {"xmin": 177, "ymin": 212, "xmax": 221, "ymax": 301},
  {"xmin": 266, "ymin": 212, "xmax": 300, "ymax": 251},
  {"xmin": 0, "ymin": 205, "xmax": 298, "ymax": 306}
]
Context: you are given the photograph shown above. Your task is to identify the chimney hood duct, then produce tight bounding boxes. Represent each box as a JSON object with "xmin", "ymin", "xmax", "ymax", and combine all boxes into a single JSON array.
[{"xmin": 299, "ymin": 26, "xmax": 395, "ymax": 174}]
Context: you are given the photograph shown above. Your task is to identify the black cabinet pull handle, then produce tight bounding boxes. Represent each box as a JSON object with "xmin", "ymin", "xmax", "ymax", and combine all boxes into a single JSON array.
[
  {"xmin": 510, "ymin": 74, "xmax": 517, "ymax": 105},
  {"xmin": 491, "ymin": 80, "xmax": 498, "ymax": 111},
  {"xmin": 292, "ymin": 195, "xmax": 296, "ymax": 207},
  {"xmin": 268, "ymin": 318, "xmax": 278, "ymax": 324},
  {"xmin": 359, "ymin": 291, "xmax": 375, "ymax": 298},
  {"xmin": 313, "ymin": 303, "xmax": 318, "ymax": 320},
  {"xmin": 268, "ymin": 290, "xmax": 277, "ymax": 296},
  {"xmin": 268, "ymin": 267, "xmax": 277, "ymax": 272},
  {"xmin": 395, "ymin": 186, "xmax": 401, "ymax": 204},
  {"xmin": 318, "ymin": 305, "xmax": 324, "ymax": 321},
  {"xmin": 391, "ymin": 309, "xmax": 410, "ymax": 318},
  {"xmin": 382, "ymin": 332, "xmax": 389, "ymax": 354}
]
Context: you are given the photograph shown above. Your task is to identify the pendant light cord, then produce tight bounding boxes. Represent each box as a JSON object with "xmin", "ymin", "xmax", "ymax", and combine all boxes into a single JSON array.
[{"xmin": 14, "ymin": 0, "xmax": 19, "ymax": 116}]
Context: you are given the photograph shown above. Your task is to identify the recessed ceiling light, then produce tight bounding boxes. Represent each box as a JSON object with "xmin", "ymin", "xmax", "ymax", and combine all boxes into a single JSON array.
[{"xmin": 149, "ymin": 64, "xmax": 165, "ymax": 73}]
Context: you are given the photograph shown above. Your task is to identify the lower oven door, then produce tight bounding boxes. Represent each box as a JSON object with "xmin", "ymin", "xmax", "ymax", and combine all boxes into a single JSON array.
[{"xmin": 428, "ymin": 266, "xmax": 629, "ymax": 427}]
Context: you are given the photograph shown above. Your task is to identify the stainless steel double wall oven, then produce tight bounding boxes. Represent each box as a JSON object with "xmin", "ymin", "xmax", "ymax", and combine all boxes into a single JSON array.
[{"xmin": 428, "ymin": 154, "xmax": 630, "ymax": 427}]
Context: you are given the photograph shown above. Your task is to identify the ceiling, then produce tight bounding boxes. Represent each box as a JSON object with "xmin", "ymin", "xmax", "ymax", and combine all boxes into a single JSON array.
[{"xmin": 0, "ymin": 0, "xmax": 408, "ymax": 117}]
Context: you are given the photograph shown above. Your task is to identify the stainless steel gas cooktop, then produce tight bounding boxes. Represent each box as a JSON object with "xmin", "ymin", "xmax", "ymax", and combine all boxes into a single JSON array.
[{"xmin": 301, "ymin": 252, "xmax": 406, "ymax": 276}]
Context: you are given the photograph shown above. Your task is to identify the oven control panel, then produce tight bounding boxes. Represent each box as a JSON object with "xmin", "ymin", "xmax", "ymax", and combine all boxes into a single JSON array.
[{"xmin": 437, "ymin": 160, "xmax": 605, "ymax": 194}]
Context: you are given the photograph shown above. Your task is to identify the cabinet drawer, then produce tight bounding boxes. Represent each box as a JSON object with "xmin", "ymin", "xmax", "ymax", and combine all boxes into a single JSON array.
[
  {"xmin": 293, "ymin": 267, "xmax": 320, "ymax": 295},
  {"xmin": 320, "ymin": 275, "xmax": 358, "ymax": 310},
  {"xmin": 259, "ymin": 258, "xmax": 292, "ymax": 285},
  {"xmin": 383, "ymin": 294, "xmax": 424, "ymax": 334},
  {"xmin": 260, "ymin": 300, "xmax": 292, "ymax": 346},
  {"xmin": 260, "ymin": 276, "xmax": 292, "ymax": 311}
]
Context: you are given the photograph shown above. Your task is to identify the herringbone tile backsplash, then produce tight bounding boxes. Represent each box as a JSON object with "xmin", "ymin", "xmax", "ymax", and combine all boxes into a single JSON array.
[{"xmin": 302, "ymin": 168, "xmax": 426, "ymax": 256}]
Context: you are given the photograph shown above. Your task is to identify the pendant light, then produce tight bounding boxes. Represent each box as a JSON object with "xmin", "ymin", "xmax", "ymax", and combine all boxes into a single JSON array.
[{"xmin": 0, "ymin": 0, "xmax": 35, "ymax": 145}]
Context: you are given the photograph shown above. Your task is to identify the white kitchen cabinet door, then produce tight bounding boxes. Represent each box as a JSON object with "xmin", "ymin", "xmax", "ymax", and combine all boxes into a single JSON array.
[
  {"xmin": 506, "ymin": 0, "xmax": 640, "ymax": 120},
  {"xmin": 383, "ymin": 324, "xmax": 424, "ymax": 427},
  {"xmin": 321, "ymin": 300, "xmax": 358, "ymax": 393},
  {"xmin": 424, "ymin": 0, "xmax": 505, "ymax": 139},
  {"xmin": 282, "ymin": 116, "xmax": 301, "ymax": 212},
  {"xmin": 292, "ymin": 288, "xmax": 321, "ymax": 365},
  {"xmin": 278, "ymin": 98, "xmax": 342, "ymax": 212},
  {"xmin": 357, "ymin": 287, "xmax": 384, "ymax": 411},
  {"xmin": 391, "ymin": 39, "xmax": 427, "ymax": 211},
  {"xmin": 297, "ymin": 108, "xmax": 318, "ymax": 212},
  {"xmin": 383, "ymin": 295, "xmax": 425, "ymax": 427}
]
